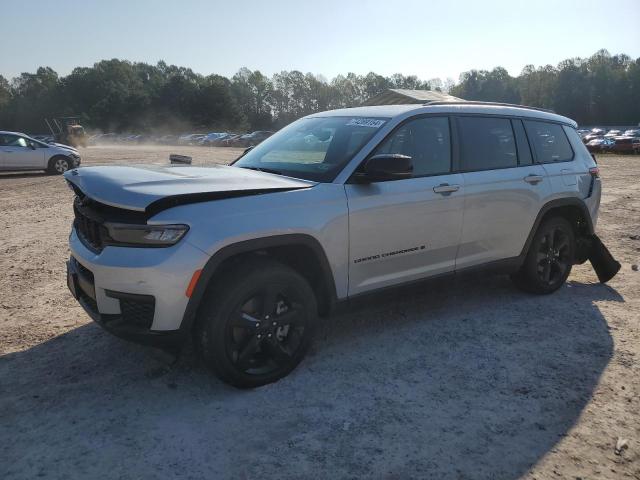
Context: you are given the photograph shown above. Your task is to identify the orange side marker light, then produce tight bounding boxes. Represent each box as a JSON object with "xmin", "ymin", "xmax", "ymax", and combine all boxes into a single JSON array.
[{"xmin": 186, "ymin": 269, "xmax": 202, "ymax": 298}]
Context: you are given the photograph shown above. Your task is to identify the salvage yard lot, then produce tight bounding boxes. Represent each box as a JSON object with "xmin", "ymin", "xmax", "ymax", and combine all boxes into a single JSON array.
[{"xmin": 0, "ymin": 146, "xmax": 638, "ymax": 479}]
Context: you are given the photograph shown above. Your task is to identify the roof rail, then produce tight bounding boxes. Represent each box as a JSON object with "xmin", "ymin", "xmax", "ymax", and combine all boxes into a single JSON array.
[{"xmin": 423, "ymin": 100, "xmax": 555, "ymax": 114}]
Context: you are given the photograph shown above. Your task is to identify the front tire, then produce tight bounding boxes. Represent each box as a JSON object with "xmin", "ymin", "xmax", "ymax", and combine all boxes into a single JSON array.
[
  {"xmin": 512, "ymin": 217, "xmax": 575, "ymax": 294},
  {"xmin": 197, "ymin": 258, "xmax": 318, "ymax": 388},
  {"xmin": 47, "ymin": 156, "xmax": 71, "ymax": 175}
]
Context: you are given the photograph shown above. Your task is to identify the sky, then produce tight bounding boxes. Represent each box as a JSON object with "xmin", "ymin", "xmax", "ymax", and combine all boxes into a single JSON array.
[{"xmin": 1, "ymin": 0, "xmax": 639, "ymax": 82}]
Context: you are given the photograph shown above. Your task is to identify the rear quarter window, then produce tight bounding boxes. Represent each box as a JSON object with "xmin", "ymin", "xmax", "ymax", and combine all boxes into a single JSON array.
[
  {"xmin": 524, "ymin": 120, "xmax": 573, "ymax": 163},
  {"xmin": 562, "ymin": 125, "xmax": 591, "ymax": 158}
]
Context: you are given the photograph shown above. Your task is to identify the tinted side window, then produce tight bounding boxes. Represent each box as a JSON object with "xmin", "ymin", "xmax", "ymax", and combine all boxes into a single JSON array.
[
  {"xmin": 524, "ymin": 120, "xmax": 573, "ymax": 163},
  {"xmin": 375, "ymin": 116, "xmax": 451, "ymax": 177},
  {"xmin": 512, "ymin": 119, "xmax": 533, "ymax": 165},
  {"xmin": 1, "ymin": 135, "xmax": 27, "ymax": 147},
  {"xmin": 458, "ymin": 116, "xmax": 517, "ymax": 171}
]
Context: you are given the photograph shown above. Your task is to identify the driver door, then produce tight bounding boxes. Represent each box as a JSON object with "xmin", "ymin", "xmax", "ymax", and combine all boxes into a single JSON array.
[
  {"xmin": 345, "ymin": 116, "xmax": 465, "ymax": 295},
  {"xmin": 2, "ymin": 135, "xmax": 44, "ymax": 169}
]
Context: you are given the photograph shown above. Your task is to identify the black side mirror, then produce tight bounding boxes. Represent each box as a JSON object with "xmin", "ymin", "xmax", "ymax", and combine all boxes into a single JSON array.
[
  {"xmin": 355, "ymin": 154, "xmax": 413, "ymax": 183},
  {"xmin": 29, "ymin": 141, "xmax": 37, "ymax": 150}
]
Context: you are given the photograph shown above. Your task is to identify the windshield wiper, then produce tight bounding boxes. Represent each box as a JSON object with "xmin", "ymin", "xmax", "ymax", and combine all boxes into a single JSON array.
[{"xmin": 240, "ymin": 166, "xmax": 283, "ymax": 176}]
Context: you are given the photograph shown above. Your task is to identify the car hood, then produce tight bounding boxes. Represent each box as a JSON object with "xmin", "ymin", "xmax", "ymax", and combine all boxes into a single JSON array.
[
  {"xmin": 64, "ymin": 164, "xmax": 315, "ymax": 213},
  {"xmin": 51, "ymin": 143, "xmax": 80, "ymax": 155}
]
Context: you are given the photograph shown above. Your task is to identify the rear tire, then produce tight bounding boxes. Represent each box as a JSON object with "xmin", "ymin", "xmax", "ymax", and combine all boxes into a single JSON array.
[
  {"xmin": 511, "ymin": 217, "xmax": 575, "ymax": 294},
  {"xmin": 47, "ymin": 156, "xmax": 71, "ymax": 175},
  {"xmin": 197, "ymin": 258, "xmax": 318, "ymax": 388}
]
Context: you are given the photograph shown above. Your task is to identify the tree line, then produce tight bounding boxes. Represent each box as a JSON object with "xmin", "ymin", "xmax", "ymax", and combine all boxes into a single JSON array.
[{"xmin": 0, "ymin": 49, "xmax": 638, "ymax": 134}]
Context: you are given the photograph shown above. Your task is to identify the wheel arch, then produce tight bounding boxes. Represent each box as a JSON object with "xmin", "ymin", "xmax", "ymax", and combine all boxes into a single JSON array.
[
  {"xmin": 180, "ymin": 234, "xmax": 338, "ymax": 336},
  {"xmin": 520, "ymin": 198, "xmax": 594, "ymax": 258}
]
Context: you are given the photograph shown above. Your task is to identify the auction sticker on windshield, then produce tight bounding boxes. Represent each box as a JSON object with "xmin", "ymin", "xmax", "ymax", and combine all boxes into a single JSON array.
[{"xmin": 346, "ymin": 118, "xmax": 386, "ymax": 128}]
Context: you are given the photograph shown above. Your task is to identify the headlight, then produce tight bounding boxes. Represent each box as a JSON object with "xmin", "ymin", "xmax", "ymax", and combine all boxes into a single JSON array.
[{"xmin": 105, "ymin": 223, "xmax": 189, "ymax": 247}]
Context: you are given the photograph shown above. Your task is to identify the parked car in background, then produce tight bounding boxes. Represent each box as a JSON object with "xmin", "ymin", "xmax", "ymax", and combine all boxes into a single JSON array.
[
  {"xmin": 190, "ymin": 134, "xmax": 207, "ymax": 145},
  {"xmin": 199, "ymin": 132, "xmax": 226, "ymax": 146},
  {"xmin": 604, "ymin": 130, "xmax": 621, "ymax": 138},
  {"xmin": 611, "ymin": 136, "xmax": 640, "ymax": 154},
  {"xmin": 178, "ymin": 134, "xmax": 190, "ymax": 144},
  {"xmin": 205, "ymin": 133, "xmax": 238, "ymax": 146},
  {"xmin": 623, "ymin": 129, "xmax": 640, "ymax": 137},
  {"xmin": 582, "ymin": 133, "xmax": 602, "ymax": 144},
  {"xmin": 220, "ymin": 134, "xmax": 243, "ymax": 146},
  {"xmin": 229, "ymin": 131, "xmax": 275, "ymax": 147},
  {"xmin": 0, "ymin": 131, "xmax": 81, "ymax": 174},
  {"xmin": 590, "ymin": 128, "xmax": 606, "ymax": 135},
  {"xmin": 586, "ymin": 137, "xmax": 615, "ymax": 153}
]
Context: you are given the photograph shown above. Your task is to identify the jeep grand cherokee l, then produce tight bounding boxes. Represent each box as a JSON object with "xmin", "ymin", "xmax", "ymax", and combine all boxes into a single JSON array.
[{"xmin": 65, "ymin": 102, "xmax": 602, "ymax": 388}]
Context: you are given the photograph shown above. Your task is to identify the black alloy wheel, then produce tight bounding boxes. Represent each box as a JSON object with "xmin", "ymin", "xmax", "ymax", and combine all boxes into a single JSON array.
[
  {"xmin": 197, "ymin": 258, "xmax": 317, "ymax": 388},
  {"xmin": 534, "ymin": 226, "xmax": 572, "ymax": 288},
  {"xmin": 512, "ymin": 217, "xmax": 575, "ymax": 294},
  {"xmin": 226, "ymin": 284, "xmax": 308, "ymax": 376}
]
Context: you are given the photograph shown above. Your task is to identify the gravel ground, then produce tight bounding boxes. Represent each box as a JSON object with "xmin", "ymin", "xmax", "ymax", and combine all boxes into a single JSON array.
[{"xmin": 0, "ymin": 146, "xmax": 638, "ymax": 479}]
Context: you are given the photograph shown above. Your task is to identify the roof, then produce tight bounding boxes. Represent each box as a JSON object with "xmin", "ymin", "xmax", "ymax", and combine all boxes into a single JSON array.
[
  {"xmin": 0, "ymin": 130, "xmax": 27, "ymax": 136},
  {"xmin": 362, "ymin": 88, "xmax": 461, "ymax": 106},
  {"xmin": 309, "ymin": 103, "xmax": 577, "ymax": 127}
]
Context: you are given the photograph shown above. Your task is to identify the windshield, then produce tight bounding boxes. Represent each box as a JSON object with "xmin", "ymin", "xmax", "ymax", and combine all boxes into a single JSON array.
[
  {"xmin": 22, "ymin": 135, "xmax": 50, "ymax": 148},
  {"xmin": 234, "ymin": 116, "xmax": 388, "ymax": 182}
]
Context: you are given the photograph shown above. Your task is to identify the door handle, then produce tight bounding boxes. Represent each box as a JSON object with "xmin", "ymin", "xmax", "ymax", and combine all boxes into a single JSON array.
[
  {"xmin": 433, "ymin": 183, "xmax": 460, "ymax": 194},
  {"xmin": 523, "ymin": 174, "xmax": 544, "ymax": 185}
]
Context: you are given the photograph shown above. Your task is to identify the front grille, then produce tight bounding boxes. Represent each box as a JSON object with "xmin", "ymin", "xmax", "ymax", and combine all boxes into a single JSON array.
[
  {"xmin": 71, "ymin": 193, "xmax": 149, "ymax": 253},
  {"xmin": 120, "ymin": 298, "xmax": 155, "ymax": 329},
  {"xmin": 74, "ymin": 200, "xmax": 108, "ymax": 252}
]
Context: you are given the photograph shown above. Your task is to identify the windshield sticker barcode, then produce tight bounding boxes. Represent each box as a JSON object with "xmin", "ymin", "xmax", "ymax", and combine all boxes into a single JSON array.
[{"xmin": 346, "ymin": 118, "xmax": 386, "ymax": 128}]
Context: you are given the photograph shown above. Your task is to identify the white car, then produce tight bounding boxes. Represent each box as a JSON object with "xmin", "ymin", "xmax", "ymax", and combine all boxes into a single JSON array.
[{"xmin": 0, "ymin": 131, "xmax": 81, "ymax": 174}]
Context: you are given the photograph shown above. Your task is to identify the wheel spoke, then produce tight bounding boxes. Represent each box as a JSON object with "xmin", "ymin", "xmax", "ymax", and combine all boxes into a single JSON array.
[
  {"xmin": 261, "ymin": 285, "xmax": 279, "ymax": 317},
  {"xmin": 275, "ymin": 308, "xmax": 302, "ymax": 326},
  {"xmin": 555, "ymin": 237, "xmax": 569, "ymax": 252},
  {"xmin": 554, "ymin": 259, "xmax": 567, "ymax": 275},
  {"xmin": 542, "ymin": 261, "xmax": 551, "ymax": 283},
  {"xmin": 231, "ymin": 312, "xmax": 261, "ymax": 329},
  {"xmin": 236, "ymin": 335, "xmax": 260, "ymax": 370},
  {"xmin": 263, "ymin": 338, "xmax": 292, "ymax": 366}
]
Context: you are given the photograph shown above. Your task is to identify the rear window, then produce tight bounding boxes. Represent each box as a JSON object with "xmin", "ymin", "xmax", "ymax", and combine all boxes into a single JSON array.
[
  {"xmin": 524, "ymin": 120, "xmax": 573, "ymax": 163},
  {"xmin": 458, "ymin": 116, "xmax": 517, "ymax": 171}
]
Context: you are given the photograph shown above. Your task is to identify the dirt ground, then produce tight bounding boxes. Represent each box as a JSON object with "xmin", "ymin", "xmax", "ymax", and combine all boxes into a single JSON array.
[{"xmin": 0, "ymin": 146, "xmax": 638, "ymax": 479}]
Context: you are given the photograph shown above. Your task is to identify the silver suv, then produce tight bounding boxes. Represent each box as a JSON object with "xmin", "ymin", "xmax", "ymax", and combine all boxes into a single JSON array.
[{"xmin": 65, "ymin": 102, "xmax": 602, "ymax": 388}]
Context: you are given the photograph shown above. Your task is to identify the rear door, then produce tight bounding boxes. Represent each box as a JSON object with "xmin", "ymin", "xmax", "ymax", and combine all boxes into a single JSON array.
[
  {"xmin": 523, "ymin": 120, "xmax": 580, "ymax": 194},
  {"xmin": 346, "ymin": 115, "xmax": 465, "ymax": 295},
  {"xmin": 455, "ymin": 116, "xmax": 550, "ymax": 270}
]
